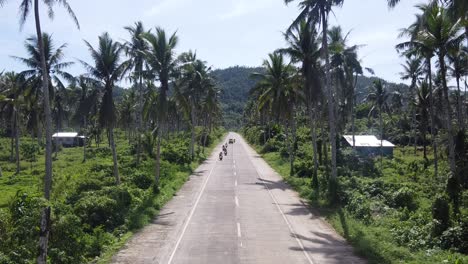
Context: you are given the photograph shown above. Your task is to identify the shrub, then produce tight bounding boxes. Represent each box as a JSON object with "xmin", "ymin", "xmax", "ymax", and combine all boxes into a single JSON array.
[
  {"xmin": 74, "ymin": 194, "xmax": 119, "ymax": 230},
  {"xmin": 294, "ymin": 158, "xmax": 314, "ymax": 178},
  {"xmin": 392, "ymin": 187, "xmax": 416, "ymax": 210},
  {"xmin": 162, "ymin": 139, "xmax": 191, "ymax": 165},
  {"xmin": 346, "ymin": 193, "xmax": 372, "ymax": 223},
  {"xmin": 131, "ymin": 172, "xmax": 153, "ymax": 190},
  {"xmin": 432, "ymin": 195, "xmax": 450, "ymax": 236},
  {"xmin": 49, "ymin": 213, "xmax": 86, "ymax": 264}
]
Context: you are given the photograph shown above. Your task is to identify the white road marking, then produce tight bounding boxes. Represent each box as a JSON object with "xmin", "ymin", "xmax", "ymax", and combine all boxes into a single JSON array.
[
  {"xmin": 167, "ymin": 158, "xmax": 218, "ymax": 264},
  {"xmin": 233, "ymin": 165, "xmax": 236, "ymax": 169},
  {"xmin": 234, "ymin": 171, "xmax": 237, "ymax": 176},
  {"xmin": 235, "ymin": 180, "xmax": 238, "ymax": 187},
  {"xmin": 233, "ymin": 160, "xmax": 236, "ymax": 164},
  {"xmin": 237, "ymin": 222, "xmax": 242, "ymax": 237},
  {"xmin": 235, "ymin": 196, "xmax": 239, "ymax": 207},
  {"xmin": 242, "ymin": 137, "xmax": 315, "ymax": 264}
]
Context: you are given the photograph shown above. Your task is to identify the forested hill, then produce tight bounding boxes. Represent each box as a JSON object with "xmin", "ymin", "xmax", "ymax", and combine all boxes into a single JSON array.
[
  {"xmin": 212, "ymin": 66, "xmax": 409, "ymax": 129},
  {"xmin": 212, "ymin": 66, "xmax": 264, "ymax": 129}
]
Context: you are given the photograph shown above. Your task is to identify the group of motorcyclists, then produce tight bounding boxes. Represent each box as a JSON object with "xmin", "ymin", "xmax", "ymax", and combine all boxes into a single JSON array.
[{"xmin": 219, "ymin": 138, "xmax": 235, "ymax": 161}]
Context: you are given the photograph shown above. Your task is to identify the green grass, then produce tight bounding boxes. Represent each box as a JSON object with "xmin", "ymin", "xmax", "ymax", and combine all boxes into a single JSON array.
[{"xmin": 249, "ymin": 142, "xmax": 467, "ymax": 264}]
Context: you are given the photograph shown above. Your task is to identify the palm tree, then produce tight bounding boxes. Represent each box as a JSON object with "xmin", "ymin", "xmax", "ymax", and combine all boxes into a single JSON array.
[
  {"xmin": 400, "ymin": 55, "xmax": 424, "ymax": 153},
  {"xmin": 414, "ymin": 82, "xmax": 431, "ymax": 160},
  {"xmin": 252, "ymin": 52, "xmax": 298, "ymax": 175},
  {"xmin": 285, "ymin": 0, "xmax": 344, "ymax": 189},
  {"xmin": 280, "ymin": 19, "xmax": 323, "ymax": 186},
  {"xmin": 14, "ymin": 33, "xmax": 74, "ymax": 155},
  {"xmin": 124, "ymin": 21, "xmax": 149, "ymax": 164},
  {"xmin": 80, "ymin": 32, "xmax": 129, "ymax": 185},
  {"xmin": 0, "ymin": 0, "xmax": 79, "ymax": 260},
  {"xmin": 417, "ymin": 3, "xmax": 464, "ymax": 175},
  {"xmin": 0, "ymin": 72, "xmax": 24, "ymax": 174},
  {"xmin": 73, "ymin": 76, "xmax": 100, "ymax": 162},
  {"xmin": 448, "ymin": 41, "xmax": 468, "ymax": 130},
  {"xmin": 367, "ymin": 79, "xmax": 391, "ymax": 169},
  {"xmin": 142, "ymin": 27, "xmax": 178, "ymax": 189}
]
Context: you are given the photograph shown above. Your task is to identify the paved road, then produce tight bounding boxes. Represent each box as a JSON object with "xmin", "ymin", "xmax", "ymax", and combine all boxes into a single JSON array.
[{"xmin": 112, "ymin": 132, "xmax": 365, "ymax": 264}]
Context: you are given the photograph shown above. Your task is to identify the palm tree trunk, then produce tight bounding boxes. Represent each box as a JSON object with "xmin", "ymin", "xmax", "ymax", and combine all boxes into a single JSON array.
[
  {"xmin": 290, "ymin": 106, "xmax": 297, "ymax": 176},
  {"xmin": 190, "ymin": 101, "xmax": 196, "ymax": 160},
  {"xmin": 35, "ymin": 0, "xmax": 53, "ymax": 262},
  {"xmin": 427, "ymin": 58, "xmax": 438, "ymax": 178},
  {"xmin": 155, "ymin": 131, "xmax": 161, "ymax": 189},
  {"xmin": 309, "ymin": 106, "xmax": 319, "ymax": 188},
  {"xmin": 14, "ymin": 110, "xmax": 20, "ymax": 174},
  {"xmin": 456, "ymin": 76, "xmax": 464, "ymax": 130},
  {"xmin": 10, "ymin": 131, "xmax": 14, "ymax": 162},
  {"xmin": 439, "ymin": 54, "xmax": 456, "ymax": 175},
  {"xmin": 351, "ymin": 94, "xmax": 356, "ymax": 148},
  {"xmin": 83, "ymin": 116, "xmax": 87, "ymax": 162},
  {"xmin": 322, "ymin": 14, "xmax": 337, "ymax": 186},
  {"xmin": 109, "ymin": 127, "xmax": 120, "ymax": 185},
  {"xmin": 379, "ymin": 109, "xmax": 383, "ymax": 171}
]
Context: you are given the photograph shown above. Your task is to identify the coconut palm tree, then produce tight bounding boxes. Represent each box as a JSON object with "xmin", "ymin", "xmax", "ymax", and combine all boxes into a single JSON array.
[
  {"xmin": 0, "ymin": 0, "xmax": 79, "ymax": 261},
  {"xmin": 0, "ymin": 72, "xmax": 24, "ymax": 174},
  {"xmin": 280, "ymin": 18, "xmax": 323, "ymax": 187},
  {"xmin": 414, "ymin": 82, "xmax": 431, "ymax": 160},
  {"xmin": 142, "ymin": 27, "xmax": 178, "ymax": 189},
  {"xmin": 124, "ymin": 21, "xmax": 150, "ymax": 164},
  {"xmin": 367, "ymin": 79, "xmax": 391, "ymax": 169},
  {"xmin": 80, "ymin": 32, "xmax": 129, "ymax": 185},
  {"xmin": 284, "ymin": 0, "xmax": 344, "ymax": 189},
  {"xmin": 252, "ymin": 52, "xmax": 298, "ymax": 175},
  {"xmin": 417, "ymin": 3, "xmax": 464, "ymax": 175},
  {"xmin": 73, "ymin": 76, "xmax": 100, "ymax": 162},
  {"xmin": 400, "ymin": 55, "xmax": 424, "ymax": 153},
  {"xmin": 447, "ymin": 41, "xmax": 468, "ymax": 130}
]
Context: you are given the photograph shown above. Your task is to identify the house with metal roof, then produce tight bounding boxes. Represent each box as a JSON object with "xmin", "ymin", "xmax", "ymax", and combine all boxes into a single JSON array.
[
  {"xmin": 52, "ymin": 132, "xmax": 85, "ymax": 147},
  {"xmin": 343, "ymin": 135, "xmax": 395, "ymax": 157}
]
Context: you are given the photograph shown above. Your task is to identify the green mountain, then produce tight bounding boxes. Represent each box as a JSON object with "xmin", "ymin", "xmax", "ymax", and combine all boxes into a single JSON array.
[{"xmin": 212, "ymin": 66, "xmax": 410, "ymax": 129}]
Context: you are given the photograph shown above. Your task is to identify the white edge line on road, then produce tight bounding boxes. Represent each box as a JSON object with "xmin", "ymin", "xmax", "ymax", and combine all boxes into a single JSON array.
[
  {"xmin": 235, "ymin": 196, "xmax": 239, "ymax": 207},
  {"xmin": 167, "ymin": 156, "xmax": 218, "ymax": 264},
  {"xmin": 241, "ymin": 137, "xmax": 315, "ymax": 264},
  {"xmin": 235, "ymin": 180, "xmax": 237, "ymax": 187},
  {"xmin": 237, "ymin": 222, "xmax": 242, "ymax": 237}
]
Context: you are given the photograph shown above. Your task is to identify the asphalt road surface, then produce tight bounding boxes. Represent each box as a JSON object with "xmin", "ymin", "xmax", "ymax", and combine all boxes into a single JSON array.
[{"xmin": 112, "ymin": 132, "xmax": 365, "ymax": 264}]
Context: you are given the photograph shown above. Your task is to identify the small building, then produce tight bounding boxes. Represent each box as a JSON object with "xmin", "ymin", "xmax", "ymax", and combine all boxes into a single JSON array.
[
  {"xmin": 52, "ymin": 132, "xmax": 85, "ymax": 147},
  {"xmin": 343, "ymin": 135, "xmax": 395, "ymax": 157}
]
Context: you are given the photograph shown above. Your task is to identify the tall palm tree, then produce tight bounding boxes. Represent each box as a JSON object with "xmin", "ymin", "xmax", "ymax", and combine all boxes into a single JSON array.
[
  {"xmin": 0, "ymin": 1, "xmax": 79, "ymax": 261},
  {"xmin": 285, "ymin": 0, "xmax": 344, "ymax": 188},
  {"xmin": 417, "ymin": 3, "xmax": 464, "ymax": 175},
  {"xmin": 414, "ymin": 82, "xmax": 431, "ymax": 160},
  {"xmin": 252, "ymin": 52, "xmax": 298, "ymax": 175},
  {"xmin": 400, "ymin": 55, "xmax": 424, "ymax": 153},
  {"xmin": 0, "ymin": 72, "xmax": 24, "ymax": 174},
  {"xmin": 367, "ymin": 79, "xmax": 391, "ymax": 169},
  {"xmin": 124, "ymin": 21, "xmax": 149, "ymax": 164},
  {"xmin": 80, "ymin": 32, "xmax": 129, "ymax": 185},
  {"xmin": 73, "ymin": 76, "xmax": 100, "ymax": 162},
  {"xmin": 448, "ymin": 41, "xmax": 468, "ymax": 130},
  {"xmin": 14, "ymin": 33, "xmax": 74, "ymax": 155},
  {"xmin": 142, "ymin": 27, "xmax": 178, "ymax": 189},
  {"xmin": 281, "ymin": 19, "xmax": 323, "ymax": 186}
]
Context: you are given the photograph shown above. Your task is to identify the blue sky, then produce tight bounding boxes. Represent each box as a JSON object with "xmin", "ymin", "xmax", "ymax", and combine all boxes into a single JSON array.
[{"xmin": 0, "ymin": 0, "xmax": 422, "ymax": 85}]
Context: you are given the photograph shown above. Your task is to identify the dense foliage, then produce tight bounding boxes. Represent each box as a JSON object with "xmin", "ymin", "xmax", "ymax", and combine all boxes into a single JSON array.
[{"xmin": 0, "ymin": 129, "xmax": 225, "ymax": 263}]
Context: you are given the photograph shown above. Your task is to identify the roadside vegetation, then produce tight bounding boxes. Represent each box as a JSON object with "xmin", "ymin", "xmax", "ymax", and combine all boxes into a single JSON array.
[
  {"xmin": 242, "ymin": 0, "xmax": 468, "ymax": 263},
  {"xmin": 0, "ymin": 1, "xmax": 224, "ymax": 261}
]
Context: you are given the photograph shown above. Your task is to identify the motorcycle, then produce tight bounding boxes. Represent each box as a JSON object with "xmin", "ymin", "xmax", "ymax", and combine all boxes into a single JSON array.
[{"xmin": 219, "ymin": 152, "xmax": 223, "ymax": 161}]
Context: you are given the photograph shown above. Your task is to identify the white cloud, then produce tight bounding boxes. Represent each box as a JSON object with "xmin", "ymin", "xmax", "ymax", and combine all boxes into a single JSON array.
[
  {"xmin": 144, "ymin": 0, "xmax": 189, "ymax": 17},
  {"xmin": 218, "ymin": 0, "xmax": 275, "ymax": 20}
]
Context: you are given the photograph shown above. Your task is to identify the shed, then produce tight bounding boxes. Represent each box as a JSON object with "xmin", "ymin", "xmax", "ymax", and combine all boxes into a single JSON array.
[
  {"xmin": 343, "ymin": 135, "xmax": 395, "ymax": 157},
  {"xmin": 52, "ymin": 132, "xmax": 85, "ymax": 147}
]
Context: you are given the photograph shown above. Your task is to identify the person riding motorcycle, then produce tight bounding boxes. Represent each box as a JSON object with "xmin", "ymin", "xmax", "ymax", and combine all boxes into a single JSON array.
[{"xmin": 219, "ymin": 152, "xmax": 223, "ymax": 161}]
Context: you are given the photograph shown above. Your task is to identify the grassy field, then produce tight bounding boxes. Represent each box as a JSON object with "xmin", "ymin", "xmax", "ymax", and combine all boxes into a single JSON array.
[
  {"xmin": 0, "ymin": 129, "xmax": 226, "ymax": 263},
  {"xmin": 250, "ymin": 143, "xmax": 467, "ymax": 264}
]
